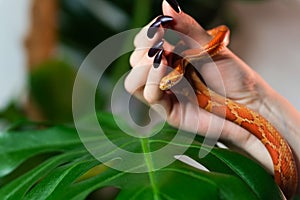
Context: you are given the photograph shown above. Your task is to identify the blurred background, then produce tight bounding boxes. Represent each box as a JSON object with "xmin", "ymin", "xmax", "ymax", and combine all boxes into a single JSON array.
[{"xmin": 0, "ymin": 0, "xmax": 300, "ymax": 126}]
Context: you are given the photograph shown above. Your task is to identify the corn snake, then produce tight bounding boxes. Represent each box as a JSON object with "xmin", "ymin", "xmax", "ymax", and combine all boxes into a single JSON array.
[{"xmin": 158, "ymin": 25, "xmax": 298, "ymax": 199}]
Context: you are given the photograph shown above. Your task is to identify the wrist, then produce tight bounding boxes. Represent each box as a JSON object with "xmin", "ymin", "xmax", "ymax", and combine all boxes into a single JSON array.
[
  {"xmin": 257, "ymin": 78, "xmax": 300, "ymax": 168},
  {"xmin": 255, "ymin": 75, "xmax": 300, "ymax": 194},
  {"xmin": 258, "ymin": 82, "xmax": 300, "ymax": 144}
]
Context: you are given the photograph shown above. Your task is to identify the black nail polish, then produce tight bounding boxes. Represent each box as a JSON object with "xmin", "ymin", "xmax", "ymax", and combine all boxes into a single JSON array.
[
  {"xmin": 157, "ymin": 15, "xmax": 173, "ymax": 26},
  {"xmin": 165, "ymin": 0, "xmax": 181, "ymax": 13},
  {"xmin": 147, "ymin": 16, "xmax": 162, "ymax": 38},
  {"xmin": 147, "ymin": 16, "xmax": 173, "ymax": 38},
  {"xmin": 153, "ymin": 49, "xmax": 164, "ymax": 68},
  {"xmin": 148, "ymin": 40, "xmax": 164, "ymax": 57}
]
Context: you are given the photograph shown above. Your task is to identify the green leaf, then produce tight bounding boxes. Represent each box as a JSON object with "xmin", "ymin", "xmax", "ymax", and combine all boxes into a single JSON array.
[
  {"xmin": 0, "ymin": 112, "xmax": 283, "ymax": 200},
  {"xmin": 0, "ymin": 125, "xmax": 81, "ymax": 177},
  {"xmin": 0, "ymin": 151, "xmax": 86, "ymax": 200}
]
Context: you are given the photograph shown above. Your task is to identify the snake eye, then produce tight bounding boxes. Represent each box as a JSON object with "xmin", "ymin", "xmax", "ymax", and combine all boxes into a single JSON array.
[{"xmin": 167, "ymin": 80, "xmax": 172, "ymax": 86}]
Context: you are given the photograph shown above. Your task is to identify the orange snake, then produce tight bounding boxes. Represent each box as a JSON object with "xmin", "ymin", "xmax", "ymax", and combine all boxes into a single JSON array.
[{"xmin": 159, "ymin": 25, "xmax": 298, "ymax": 199}]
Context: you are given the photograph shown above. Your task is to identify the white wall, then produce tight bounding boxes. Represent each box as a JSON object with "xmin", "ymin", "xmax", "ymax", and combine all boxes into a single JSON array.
[
  {"xmin": 229, "ymin": 0, "xmax": 300, "ymax": 111},
  {"xmin": 0, "ymin": 0, "xmax": 31, "ymax": 109}
]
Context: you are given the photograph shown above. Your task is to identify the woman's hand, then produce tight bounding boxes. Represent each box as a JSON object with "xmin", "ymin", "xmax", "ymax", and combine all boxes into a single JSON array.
[{"xmin": 124, "ymin": 0, "xmax": 300, "ymax": 177}]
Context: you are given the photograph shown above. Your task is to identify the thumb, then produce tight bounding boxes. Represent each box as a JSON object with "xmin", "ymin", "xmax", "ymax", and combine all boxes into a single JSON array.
[{"xmin": 162, "ymin": 0, "xmax": 211, "ymax": 47}]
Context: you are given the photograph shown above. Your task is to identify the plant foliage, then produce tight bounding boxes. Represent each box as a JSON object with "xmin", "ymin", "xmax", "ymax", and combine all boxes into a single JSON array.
[{"xmin": 0, "ymin": 113, "xmax": 283, "ymax": 200}]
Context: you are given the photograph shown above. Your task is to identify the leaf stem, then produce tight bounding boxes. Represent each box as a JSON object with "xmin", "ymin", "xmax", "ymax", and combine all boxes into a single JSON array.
[{"xmin": 141, "ymin": 138, "xmax": 160, "ymax": 200}]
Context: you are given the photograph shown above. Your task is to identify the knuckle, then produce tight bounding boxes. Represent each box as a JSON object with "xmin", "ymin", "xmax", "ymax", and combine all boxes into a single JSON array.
[
  {"xmin": 133, "ymin": 30, "xmax": 143, "ymax": 47},
  {"xmin": 133, "ymin": 36, "xmax": 140, "ymax": 48},
  {"xmin": 129, "ymin": 52, "xmax": 138, "ymax": 67},
  {"xmin": 143, "ymin": 91, "xmax": 152, "ymax": 103},
  {"xmin": 124, "ymin": 79, "xmax": 132, "ymax": 94},
  {"xmin": 124, "ymin": 75, "xmax": 136, "ymax": 94},
  {"xmin": 143, "ymin": 90, "xmax": 157, "ymax": 104}
]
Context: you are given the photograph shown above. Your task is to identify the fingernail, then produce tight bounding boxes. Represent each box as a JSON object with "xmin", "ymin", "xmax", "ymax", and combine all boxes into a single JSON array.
[
  {"xmin": 157, "ymin": 15, "xmax": 173, "ymax": 25},
  {"xmin": 147, "ymin": 16, "xmax": 173, "ymax": 38},
  {"xmin": 147, "ymin": 21, "xmax": 161, "ymax": 38},
  {"xmin": 148, "ymin": 40, "xmax": 164, "ymax": 57},
  {"xmin": 165, "ymin": 0, "xmax": 181, "ymax": 13},
  {"xmin": 153, "ymin": 49, "xmax": 164, "ymax": 68}
]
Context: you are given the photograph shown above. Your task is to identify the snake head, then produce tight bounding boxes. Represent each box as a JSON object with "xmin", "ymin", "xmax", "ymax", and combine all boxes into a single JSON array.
[{"xmin": 159, "ymin": 73, "xmax": 183, "ymax": 90}]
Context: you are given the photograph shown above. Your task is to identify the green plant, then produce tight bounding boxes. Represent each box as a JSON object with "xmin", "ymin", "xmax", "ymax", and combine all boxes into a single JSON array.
[{"xmin": 0, "ymin": 112, "xmax": 283, "ymax": 199}]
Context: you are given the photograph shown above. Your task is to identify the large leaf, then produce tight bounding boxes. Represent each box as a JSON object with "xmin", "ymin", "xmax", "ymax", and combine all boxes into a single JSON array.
[{"xmin": 0, "ymin": 112, "xmax": 283, "ymax": 200}]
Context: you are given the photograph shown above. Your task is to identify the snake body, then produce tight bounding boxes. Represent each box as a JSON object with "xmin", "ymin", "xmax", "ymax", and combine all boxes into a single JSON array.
[{"xmin": 159, "ymin": 25, "xmax": 298, "ymax": 199}]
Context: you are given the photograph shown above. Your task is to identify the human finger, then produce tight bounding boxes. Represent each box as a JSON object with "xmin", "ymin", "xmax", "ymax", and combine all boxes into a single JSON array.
[
  {"xmin": 143, "ymin": 55, "xmax": 169, "ymax": 104},
  {"xmin": 162, "ymin": 0, "xmax": 211, "ymax": 47}
]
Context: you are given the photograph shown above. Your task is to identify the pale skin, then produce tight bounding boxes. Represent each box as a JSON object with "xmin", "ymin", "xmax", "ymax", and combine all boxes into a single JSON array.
[{"xmin": 125, "ymin": 1, "xmax": 300, "ymax": 194}]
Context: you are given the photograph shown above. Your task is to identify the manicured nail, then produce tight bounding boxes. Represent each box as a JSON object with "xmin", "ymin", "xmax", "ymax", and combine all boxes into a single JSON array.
[
  {"xmin": 165, "ymin": 0, "xmax": 181, "ymax": 13},
  {"xmin": 153, "ymin": 49, "xmax": 164, "ymax": 68},
  {"xmin": 157, "ymin": 15, "xmax": 173, "ymax": 25},
  {"xmin": 147, "ymin": 22, "xmax": 160, "ymax": 38},
  {"xmin": 148, "ymin": 40, "xmax": 164, "ymax": 57},
  {"xmin": 147, "ymin": 16, "xmax": 173, "ymax": 38}
]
